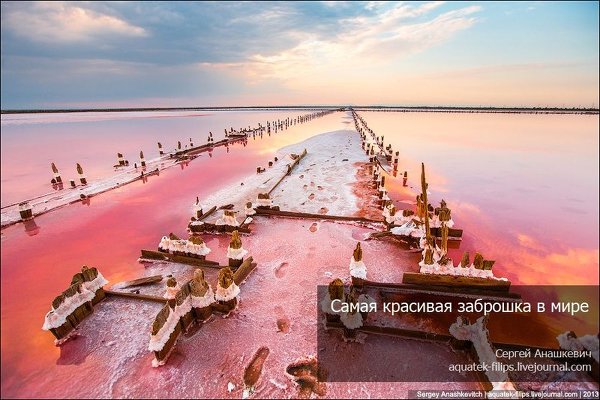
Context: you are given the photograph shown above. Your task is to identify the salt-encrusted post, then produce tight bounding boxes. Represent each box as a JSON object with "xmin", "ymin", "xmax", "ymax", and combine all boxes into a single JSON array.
[
  {"xmin": 403, "ymin": 171, "xmax": 408, "ymax": 187},
  {"xmin": 189, "ymin": 269, "xmax": 214, "ymax": 321},
  {"xmin": 449, "ymin": 316, "xmax": 516, "ymax": 391},
  {"xmin": 18, "ymin": 201, "xmax": 33, "ymax": 221},
  {"xmin": 195, "ymin": 200, "xmax": 203, "ymax": 219},
  {"xmin": 140, "ymin": 151, "xmax": 146, "ymax": 168},
  {"xmin": 189, "ymin": 137, "xmax": 194, "ymax": 148},
  {"xmin": 244, "ymin": 201, "xmax": 256, "ymax": 217},
  {"xmin": 164, "ymin": 276, "xmax": 179, "ymax": 302},
  {"xmin": 441, "ymin": 224, "xmax": 449, "ymax": 254},
  {"xmin": 42, "ymin": 266, "xmax": 108, "ymax": 345},
  {"xmin": 117, "ymin": 153, "xmax": 125, "ymax": 166},
  {"xmin": 175, "ymin": 284, "xmax": 194, "ymax": 331},
  {"xmin": 257, "ymin": 193, "xmax": 273, "ymax": 208},
  {"xmin": 393, "ymin": 152, "xmax": 399, "ymax": 170},
  {"xmin": 340, "ymin": 292, "xmax": 363, "ymax": 339},
  {"xmin": 51, "ymin": 162, "xmax": 62, "ymax": 183},
  {"xmin": 149, "ymin": 303, "xmax": 181, "ymax": 367},
  {"xmin": 460, "ymin": 252, "xmax": 470, "ymax": 268},
  {"xmin": 158, "ymin": 142, "xmax": 164, "ymax": 156},
  {"xmin": 349, "ymin": 243, "xmax": 367, "ymax": 287},
  {"xmin": 214, "ymin": 267, "xmax": 240, "ymax": 314},
  {"xmin": 186, "ymin": 236, "xmax": 211, "ymax": 260},
  {"xmin": 320, "ymin": 278, "xmax": 344, "ymax": 323},
  {"xmin": 76, "ymin": 163, "xmax": 87, "ymax": 185},
  {"xmin": 217, "ymin": 210, "xmax": 240, "ymax": 228},
  {"xmin": 227, "ymin": 230, "xmax": 248, "ymax": 270},
  {"xmin": 420, "ymin": 163, "xmax": 430, "ymax": 238}
]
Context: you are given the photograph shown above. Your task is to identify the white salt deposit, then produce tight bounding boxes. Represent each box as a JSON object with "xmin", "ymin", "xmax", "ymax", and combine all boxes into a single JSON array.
[
  {"xmin": 271, "ymin": 129, "xmax": 368, "ymax": 216},
  {"xmin": 349, "ymin": 257, "xmax": 367, "ymax": 279},
  {"xmin": 216, "ymin": 212, "xmax": 240, "ymax": 226},
  {"xmin": 163, "ymin": 284, "xmax": 180, "ymax": 300},
  {"xmin": 215, "ymin": 283, "xmax": 240, "ymax": 302},
  {"xmin": 557, "ymin": 332, "xmax": 599, "ymax": 363},
  {"xmin": 191, "ymin": 286, "xmax": 215, "ymax": 309},
  {"xmin": 449, "ymin": 316, "xmax": 516, "ymax": 391},
  {"xmin": 148, "ymin": 295, "xmax": 192, "ymax": 354},
  {"xmin": 227, "ymin": 246, "xmax": 248, "ymax": 260},
  {"xmin": 42, "ymin": 273, "xmax": 108, "ymax": 330},
  {"xmin": 340, "ymin": 311, "xmax": 363, "ymax": 330}
]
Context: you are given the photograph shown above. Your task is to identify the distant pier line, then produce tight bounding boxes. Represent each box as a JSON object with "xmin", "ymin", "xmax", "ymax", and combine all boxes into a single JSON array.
[{"xmin": 1, "ymin": 105, "xmax": 598, "ymax": 115}]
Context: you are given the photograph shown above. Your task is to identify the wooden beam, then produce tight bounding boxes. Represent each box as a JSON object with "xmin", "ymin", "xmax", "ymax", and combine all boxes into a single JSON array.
[
  {"xmin": 113, "ymin": 274, "xmax": 163, "ymax": 289},
  {"xmin": 105, "ymin": 289, "xmax": 167, "ymax": 303},
  {"xmin": 253, "ymin": 207, "xmax": 384, "ymax": 224},
  {"xmin": 233, "ymin": 257, "xmax": 256, "ymax": 285},
  {"xmin": 401, "ymin": 272, "xmax": 511, "ymax": 292},
  {"xmin": 377, "ymin": 282, "xmax": 521, "ymax": 300},
  {"xmin": 140, "ymin": 249, "xmax": 221, "ymax": 268},
  {"xmin": 267, "ymin": 149, "xmax": 308, "ymax": 195}
]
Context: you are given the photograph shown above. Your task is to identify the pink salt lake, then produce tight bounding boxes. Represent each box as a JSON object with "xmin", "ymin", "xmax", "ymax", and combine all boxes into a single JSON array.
[{"xmin": 1, "ymin": 110, "xmax": 598, "ymax": 397}]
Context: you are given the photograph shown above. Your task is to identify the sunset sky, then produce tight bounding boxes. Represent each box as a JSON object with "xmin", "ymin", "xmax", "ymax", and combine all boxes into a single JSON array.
[{"xmin": 1, "ymin": 1, "xmax": 598, "ymax": 109}]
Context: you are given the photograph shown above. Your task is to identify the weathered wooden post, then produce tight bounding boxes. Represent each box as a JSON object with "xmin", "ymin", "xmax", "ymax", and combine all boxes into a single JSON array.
[
  {"xmin": 403, "ymin": 171, "xmax": 408, "ymax": 187},
  {"xmin": 76, "ymin": 163, "xmax": 87, "ymax": 185},
  {"xmin": 164, "ymin": 276, "xmax": 179, "ymax": 301},
  {"xmin": 227, "ymin": 230, "xmax": 247, "ymax": 270},
  {"xmin": 245, "ymin": 201, "xmax": 256, "ymax": 216},
  {"xmin": 140, "ymin": 151, "xmax": 146, "ymax": 167},
  {"xmin": 18, "ymin": 201, "xmax": 33, "ymax": 221},
  {"xmin": 189, "ymin": 137, "xmax": 194, "ymax": 148},
  {"xmin": 320, "ymin": 278, "xmax": 344, "ymax": 323},
  {"xmin": 51, "ymin": 162, "xmax": 62, "ymax": 183},
  {"xmin": 190, "ymin": 269, "xmax": 214, "ymax": 321},
  {"xmin": 149, "ymin": 303, "xmax": 181, "ymax": 367},
  {"xmin": 340, "ymin": 292, "xmax": 363, "ymax": 339},
  {"xmin": 42, "ymin": 266, "xmax": 108, "ymax": 345},
  {"xmin": 214, "ymin": 267, "xmax": 239, "ymax": 314},
  {"xmin": 158, "ymin": 142, "xmax": 164, "ymax": 156},
  {"xmin": 194, "ymin": 200, "xmax": 203, "ymax": 219},
  {"xmin": 421, "ymin": 163, "xmax": 430, "ymax": 238},
  {"xmin": 460, "ymin": 252, "xmax": 470, "ymax": 267},
  {"xmin": 116, "ymin": 153, "xmax": 125, "ymax": 166},
  {"xmin": 349, "ymin": 242, "xmax": 367, "ymax": 287},
  {"xmin": 175, "ymin": 284, "xmax": 194, "ymax": 331}
]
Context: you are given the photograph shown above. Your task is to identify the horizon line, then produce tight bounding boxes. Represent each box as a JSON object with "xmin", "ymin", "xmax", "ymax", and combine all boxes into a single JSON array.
[{"xmin": 2, "ymin": 105, "xmax": 599, "ymax": 115}]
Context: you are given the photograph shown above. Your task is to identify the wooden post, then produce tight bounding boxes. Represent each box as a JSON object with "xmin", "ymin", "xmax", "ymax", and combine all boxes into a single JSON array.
[
  {"xmin": 421, "ymin": 163, "xmax": 430, "ymax": 238},
  {"xmin": 158, "ymin": 142, "xmax": 164, "ymax": 156},
  {"xmin": 51, "ymin": 162, "xmax": 62, "ymax": 183},
  {"xmin": 140, "ymin": 151, "xmax": 146, "ymax": 167},
  {"xmin": 18, "ymin": 201, "xmax": 33, "ymax": 220},
  {"xmin": 76, "ymin": 163, "xmax": 87, "ymax": 185},
  {"xmin": 227, "ymin": 230, "xmax": 245, "ymax": 270}
]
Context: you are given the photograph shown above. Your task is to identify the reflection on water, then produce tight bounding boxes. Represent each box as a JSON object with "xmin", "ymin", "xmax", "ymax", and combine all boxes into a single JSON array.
[
  {"xmin": 361, "ymin": 111, "xmax": 599, "ymax": 286},
  {"xmin": 0, "ymin": 110, "xmax": 598, "ymax": 397},
  {"xmin": 22, "ymin": 218, "xmax": 40, "ymax": 236}
]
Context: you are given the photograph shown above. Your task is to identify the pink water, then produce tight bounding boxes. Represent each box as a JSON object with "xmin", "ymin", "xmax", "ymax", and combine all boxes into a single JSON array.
[
  {"xmin": 359, "ymin": 111, "xmax": 598, "ymax": 286},
  {"xmin": 1, "ymin": 110, "xmax": 598, "ymax": 397}
]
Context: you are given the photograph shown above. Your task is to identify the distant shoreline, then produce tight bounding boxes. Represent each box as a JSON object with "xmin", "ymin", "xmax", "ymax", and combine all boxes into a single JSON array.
[{"xmin": 1, "ymin": 105, "xmax": 598, "ymax": 115}]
